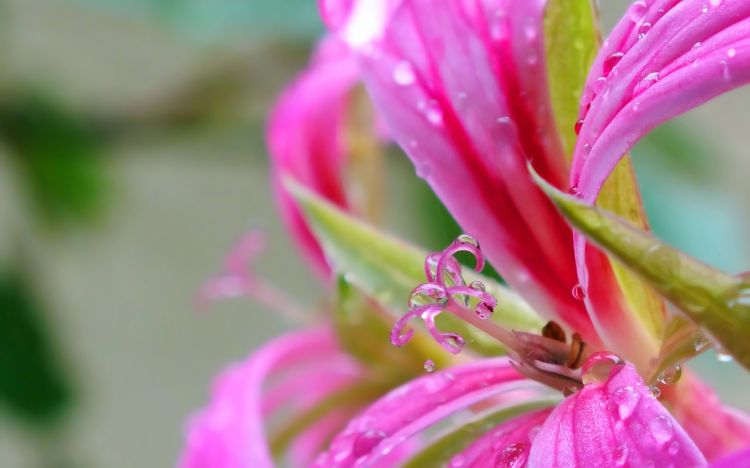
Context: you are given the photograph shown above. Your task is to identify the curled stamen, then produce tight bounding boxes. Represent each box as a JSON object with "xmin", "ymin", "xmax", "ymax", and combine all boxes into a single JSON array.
[{"xmin": 391, "ymin": 234, "xmax": 494, "ymax": 354}]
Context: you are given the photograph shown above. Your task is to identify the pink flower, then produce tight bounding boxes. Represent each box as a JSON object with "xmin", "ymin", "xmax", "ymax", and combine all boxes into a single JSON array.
[{"xmin": 180, "ymin": 0, "xmax": 750, "ymax": 466}]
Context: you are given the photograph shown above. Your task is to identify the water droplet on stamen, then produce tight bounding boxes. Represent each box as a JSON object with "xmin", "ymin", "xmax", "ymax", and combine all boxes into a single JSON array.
[
  {"xmin": 648, "ymin": 415, "xmax": 674, "ymax": 445},
  {"xmin": 495, "ymin": 443, "xmax": 528, "ymax": 468},
  {"xmin": 469, "ymin": 281, "xmax": 486, "ymax": 292},
  {"xmin": 457, "ymin": 234, "xmax": 480, "ymax": 248},
  {"xmin": 424, "ymin": 359, "xmax": 435, "ymax": 373},
  {"xmin": 581, "ymin": 352, "xmax": 624, "ymax": 385},
  {"xmin": 393, "ymin": 61, "xmax": 416, "ymax": 86},
  {"xmin": 650, "ymin": 385, "xmax": 662, "ymax": 398},
  {"xmin": 657, "ymin": 365, "xmax": 682, "ymax": 385},
  {"xmin": 571, "ymin": 284, "xmax": 586, "ymax": 301}
]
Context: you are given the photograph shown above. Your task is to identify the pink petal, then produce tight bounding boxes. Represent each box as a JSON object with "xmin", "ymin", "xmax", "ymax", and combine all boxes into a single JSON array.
[
  {"xmin": 567, "ymin": 0, "xmax": 750, "ymax": 366},
  {"xmin": 324, "ymin": 0, "xmax": 598, "ymax": 342},
  {"xmin": 314, "ymin": 357, "xmax": 544, "ymax": 466},
  {"xmin": 527, "ymin": 362, "xmax": 706, "ymax": 467},
  {"xmin": 711, "ymin": 446, "xmax": 750, "ymax": 468},
  {"xmin": 665, "ymin": 372, "xmax": 750, "ymax": 461},
  {"xmin": 178, "ymin": 328, "xmax": 363, "ymax": 468},
  {"xmin": 451, "ymin": 408, "xmax": 552, "ymax": 467},
  {"xmin": 573, "ymin": 0, "xmax": 750, "ymax": 200},
  {"xmin": 268, "ymin": 36, "xmax": 359, "ymax": 278}
]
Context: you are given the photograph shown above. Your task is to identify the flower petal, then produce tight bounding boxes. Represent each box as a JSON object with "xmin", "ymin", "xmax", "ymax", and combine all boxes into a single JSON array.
[
  {"xmin": 450, "ymin": 407, "xmax": 552, "ymax": 467},
  {"xmin": 711, "ymin": 446, "xmax": 750, "ymax": 468},
  {"xmin": 178, "ymin": 328, "xmax": 363, "ymax": 468},
  {"xmin": 326, "ymin": 0, "xmax": 597, "ymax": 341},
  {"xmin": 314, "ymin": 357, "xmax": 543, "ymax": 466},
  {"xmin": 268, "ymin": 36, "xmax": 359, "ymax": 278},
  {"xmin": 666, "ymin": 372, "xmax": 750, "ymax": 461},
  {"xmin": 527, "ymin": 362, "xmax": 706, "ymax": 467}
]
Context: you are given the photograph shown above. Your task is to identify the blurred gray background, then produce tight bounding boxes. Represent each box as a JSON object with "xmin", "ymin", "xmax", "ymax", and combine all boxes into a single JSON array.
[{"xmin": 0, "ymin": 0, "xmax": 748, "ymax": 466}]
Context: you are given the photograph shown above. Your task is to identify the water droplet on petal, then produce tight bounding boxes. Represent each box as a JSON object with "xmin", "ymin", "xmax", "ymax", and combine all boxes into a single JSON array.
[
  {"xmin": 449, "ymin": 454, "xmax": 466, "ymax": 467},
  {"xmin": 668, "ymin": 440, "xmax": 680, "ymax": 455},
  {"xmin": 657, "ymin": 365, "xmax": 682, "ymax": 385},
  {"xmin": 495, "ymin": 443, "xmax": 528, "ymax": 468},
  {"xmin": 351, "ymin": 430, "xmax": 387, "ymax": 457},
  {"xmin": 635, "ymin": 72, "xmax": 660, "ymax": 94},
  {"xmin": 603, "ymin": 52, "xmax": 624, "ymax": 75},
  {"xmin": 638, "ymin": 22, "xmax": 652, "ymax": 39},
  {"xmin": 614, "ymin": 445, "xmax": 629, "ymax": 466},
  {"xmin": 571, "ymin": 284, "xmax": 587, "ymax": 301},
  {"xmin": 424, "ymin": 359, "xmax": 435, "ymax": 372},
  {"xmin": 393, "ymin": 61, "xmax": 416, "ymax": 86},
  {"xmin": 582, "ymin": 351, "xmax": 624, "ymax": 385},
  {"xmin": 702, "ymin": 4, "xmax": 709, "ymax": 14},
  {"xmin": 594, "ymin": 76, "xmax": 608, "ymax": 94},
  {"xmin": 574, "ymin": 119, "xmax": 584, "ymax": 135},
  {"xmin": 649, "ymin": 415, "xmax": 674, "ymax": 445},
  {"xmin": 710, "ymin": 0, "xmax": 722, "ymax": 6},
  {"xmin": 728, "ymin": 48, "xmax": 737, "ymax": 58},
  {"xmin": 650, "ymin": 385, "xmax": 662, "ymax": 398},
  {"xmin": 424, "ymin": 102, "xmax": 443, "ymax": 125},
  {"xmin": 629, "ymin": 2, "xmax": 647, "ymax": 21},
  {"xmin": 496, "ymin": 116, "xmax": 512, "ymax": 125},
  {"xmin": 610, "ymin": 386, "xmax": 640, "ymax": 420}
]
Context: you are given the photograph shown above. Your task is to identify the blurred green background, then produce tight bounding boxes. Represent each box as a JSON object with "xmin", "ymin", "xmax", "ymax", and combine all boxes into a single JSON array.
[{"xmin": 0, "ymin": 1, "xmax": 748, "ymax": 466}]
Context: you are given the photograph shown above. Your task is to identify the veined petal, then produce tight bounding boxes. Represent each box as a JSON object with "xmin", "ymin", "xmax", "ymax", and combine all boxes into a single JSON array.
[
  {"xmin": 528, "ymin": 362, "xmax": 706, "ymax": 467},
  {"xmin": 325, "ymin": 0, "xmax": 598, "ymax": 341},
  {"xmin": 573, "ymin": 0, "xmax": 750, "ymax": 201},
  {"xmin": 314, "ymin": 357, "xmax": 543, "ymax": 467},
  {"xmin": 178, "ymin": 328, "xmax": 363, "ymax": 468},
  {"xmin": 268, "ymin": 36, "xmax": 359, "ymax": 278}
]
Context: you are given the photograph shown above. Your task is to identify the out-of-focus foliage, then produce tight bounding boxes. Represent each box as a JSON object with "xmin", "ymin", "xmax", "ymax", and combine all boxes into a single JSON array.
[
  {"xmin": 0, "ymin": 92, "xmax": 108, "ymax": 228},
  {"xmin": 0, "ymin": 265, "xmax": 73, "ymax": 426}
]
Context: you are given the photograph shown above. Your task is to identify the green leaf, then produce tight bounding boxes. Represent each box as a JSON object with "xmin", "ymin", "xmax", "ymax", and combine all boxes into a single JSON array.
[
  {"xmin": 403, "ymin": 401, "xmax": 556, "ymax": 468},
  {"xmin": 544, "ymin": 0, "xmax": 599, "ymax": 160},
  {"xmin": 0, "ymin": 92, "xmax": 108, "ymax": 228},
  {"xmin": 0, "ymin": 268, "xmax": 74, "ymax": 426},
  {"xmin": 286, "ymin": 178, "xmax": 544, "ymax": 356},
  {"xmin": 531, "ymin": 170, "xmax": 750, "ymax": 371}
]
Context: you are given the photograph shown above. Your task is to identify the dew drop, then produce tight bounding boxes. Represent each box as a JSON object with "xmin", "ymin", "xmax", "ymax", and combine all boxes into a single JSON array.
[
  {"xmin": 476, "ymin": 302, "xmax": 493, "ymax": 320},
  {"xmin": 717, "ymin": 351, "xmax": 734, "ymax": 363},
  {"xmin": 721, "ymin": 60, "xmax": 731, "ymax": 81},
  {"xmin": 629, "ymin": 1, "xmax": 647, "ymax": 21},
  {"xmin": 635, "ymin": 72, "xmax": 660, "ymax": 94},
  {"xmin": 351, "ymin": 430, "xmax": 387, "ymax": 457},
  {"xmin": 424, "ymin": 102, "xmax": 443, "ymax": 125},
  {"xmin": 449, "ymin": 454, "xmax": 466, "ymax": 467},
  {"xmin": 457, "ymin": 234, "xmax": 480, "ymax": 248},
  {"xmin": 657, "ymin": 365, "xmax": 682, "ymax": 385},
  {"xmin": 571, "ymin": 284, "xmax": 587, "ymax": 301},
  {"xmin": 469, "ymin": 281, "xmax": 486, "ymax": 292},
  {"xmin": 603, "ymin": 52, "xmax": 624, "ymax": 75},
  {"xmin": 495, "ymin": 443, "xmax": 528, "ymax": 468},
  {"xmin": 416, "ymin": 163, "xmax": 432, "ymax": 179},
  {"xmin": 393, "ymin": 61, "xmax": 416, "ymax": 86},
  {"xmin": 668, "ymin": 440, "xmax": 680, "ymax": 456},
  {"xmin": 574, "ymin": 119, "xmax": 584, "ymax": 135},
  {"xmin": 424, "ymin": 359, "xmax": 435, "ymax": 373},
  {"xmin": 693, "ymin": 333, "xmax": 710, "ymax": 352},
  {"xmin": 614, "ymin": 445, "xmax": 629, "ymax": 466},
  {"xmin": 496, "ymin": 116, "xmax": 512, "ymax": 125},
  {"xmin": 582, "ymin": 351, "xmax": 624, "ymax": 385},
  {"xmin": 610, "ymin": 386, "xmax": 640, "ymax": 420},
  {"xmin": 702, "ymin": 4, "xmax": 709, "ymax": 13},
  {"xmin": 563, "ymin": 385, "xmax": 579, "ymax": 397},
  {"xmin": 710, "ymin": 0, "xmax": 722, "ymax": 6},
  {"xmin": 409, "ymin": 284, "xmax": 447, "ymax": 308},
  {"xmin": 594, "ymin": 76, "xmax": 608, "ymax": 94},
  {"xmin": 650, "ymin": 385, "xmax": 662, "ymax": 399},
  {"xmin": 649, "ymin": 415, "xmax": 674, "ymax": 445},
  {"xmin": 728, "ymin": 48, "xmax": 737, "ymax": 58},
  {"xmin": 568, "ymin": 185, "xmax": 579, "ymax": 195},
  {"xmin": 638, "ymin": 22, "xmax": 652, "ymax": 38}
]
